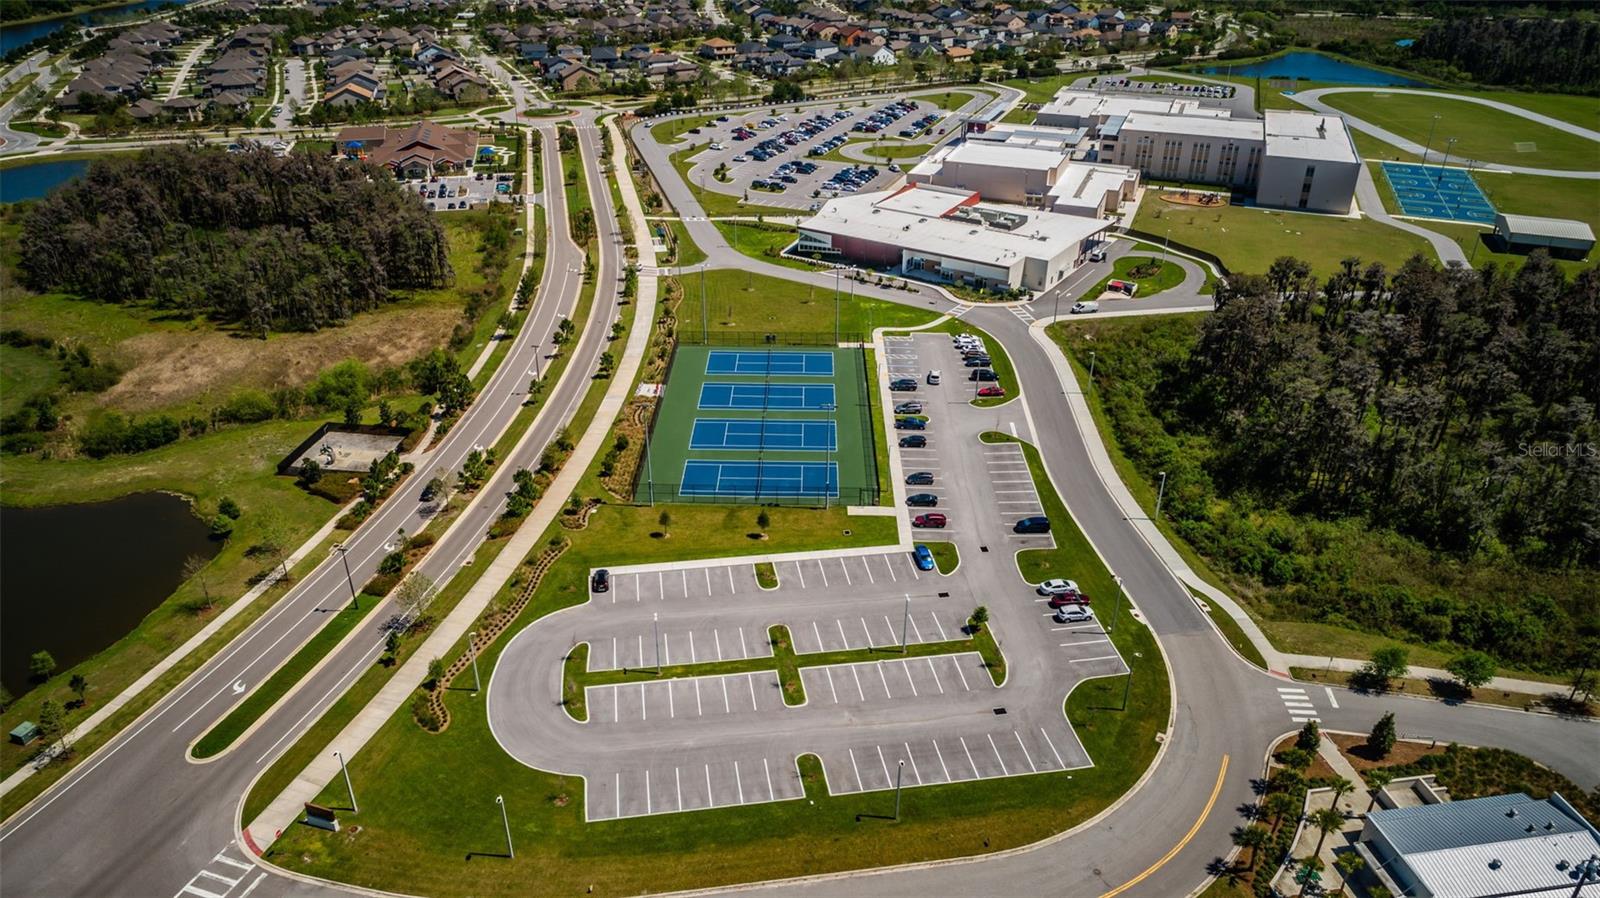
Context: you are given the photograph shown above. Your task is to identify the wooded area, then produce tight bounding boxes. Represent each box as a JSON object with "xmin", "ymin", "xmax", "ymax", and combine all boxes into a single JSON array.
[
  {"xmin": 1409, "ymin": 17, "xmax": 1599, "ymax": 93},
  {"xmin": 1061, "ymin": 252, "xmax": 1599, "ymax": 672},
  {"xmin": 17, "ymin": 145, "xmax": 452, "ymax": 334}
]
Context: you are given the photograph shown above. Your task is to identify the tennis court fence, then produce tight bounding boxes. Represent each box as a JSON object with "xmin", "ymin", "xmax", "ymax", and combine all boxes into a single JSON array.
[
  {"xmin": 680, "ymin": 331, "xmax": 865, "ymax": 347},
  {"xmin": 632, "ymin": 481, "xmax": 881, "ymax": 507}
]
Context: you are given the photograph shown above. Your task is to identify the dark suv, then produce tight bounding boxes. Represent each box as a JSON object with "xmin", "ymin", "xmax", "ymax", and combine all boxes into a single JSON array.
[
  {"xmin": 590, "ymin": 568, "xmax": 610, "ymax": 592},
  {"xmin": 1013, "ymin": 517, "xmax": 1050, "ymax": 534},
  {"xmin": 906, "ymin": 493, "xmax": 939, "ymax": 507},
  {"xmin": 899, "ymin": 434, "xmax": 927, "ymax": 448}
]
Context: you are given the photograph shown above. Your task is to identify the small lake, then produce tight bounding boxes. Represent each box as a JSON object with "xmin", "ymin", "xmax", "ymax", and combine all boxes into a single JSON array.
[
  {"xmin": 2, "ymin": 0, "xmax": 196, "ymax": 55},
  {"xmin": 0, "ymin": 492, "xmax": 219, "ymax": 698},
  {"xmin": 1200, "ymin": 51, "xmax": 1429, "ymax": 87},
  {"xmin": 0, "ymin": 159, "xmax": 88, "ymax": 203}
]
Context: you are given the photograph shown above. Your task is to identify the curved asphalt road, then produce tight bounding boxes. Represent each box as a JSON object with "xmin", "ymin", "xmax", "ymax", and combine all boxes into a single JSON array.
[
  {"xmin": 622, "ymin": 111, "xmax": 1599, "ymax": 898},
  {"xmin": 0, "ymin": 117, "xmax": 625, "ymax": 898}
]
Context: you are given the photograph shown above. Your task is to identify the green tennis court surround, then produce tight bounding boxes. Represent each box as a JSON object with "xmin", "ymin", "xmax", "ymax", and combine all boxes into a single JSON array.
[{"xmin": 638, "ymin": 342, "xmax": 879, "ymax": 505}]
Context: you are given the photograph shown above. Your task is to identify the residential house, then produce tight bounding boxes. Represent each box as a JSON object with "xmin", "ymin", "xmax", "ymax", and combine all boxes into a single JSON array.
[{"xmin": 334, "ymin": 120, "xmax": 480, "ymax": 178}]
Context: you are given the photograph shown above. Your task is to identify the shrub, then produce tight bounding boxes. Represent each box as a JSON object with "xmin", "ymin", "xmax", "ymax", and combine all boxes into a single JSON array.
[{"xmin": 216, "ymin": 390, "xmax": 276, "ymax": 424}]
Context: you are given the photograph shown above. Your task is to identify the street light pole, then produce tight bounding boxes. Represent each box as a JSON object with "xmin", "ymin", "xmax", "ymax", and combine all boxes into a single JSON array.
[
  {"xmin": 1109, "ymin": 574, "xmax": 1125, "ymax": 634},
  {"xmin": 1439, "ymin": 137, "xmax": 1458, "ymax": 177},
  {"xmin": 1422, "ymin": 113, "xmax": 1440, "ymax": 163},
  {"xmin": 1088, "ymin": 350, "xmax": 1097, "ymax": 390},
  {"xmin": 496, "ymin": 795, "xmax": 514, "ymax": 858},
  {"xmin": 333, "ymin": 544, "xmax": 358, "ymax": 610},
  {"xmin": 1155, "ymin": 471, "xmax": 1168, "ymax": 519},
  {"xmin": 700, "ymin": 262, "xmax": 708, "ymax": 343},
  {"xmin": 893, "ymin": 759, "xmax": 905, "ymax": 819},
  {"xmin": 470, "ymin": 631, "xmax": 481, "ymax": 694},
  {"xmin": 334, "ymin": 750, "xmax": 357, "ymax": 812},
  {"xmin": 900, "ymin": 593, "xmax": 910, "ymax": 653}
]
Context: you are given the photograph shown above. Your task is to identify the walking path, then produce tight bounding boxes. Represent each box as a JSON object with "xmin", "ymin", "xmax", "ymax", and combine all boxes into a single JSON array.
[
  {"xmin": 246, "ymin": 114, "xmax": 660, "ymax": 848},
  {"xmin": 1291, "ymin": 87, "xmax": 1600, "ymax": 179},
  {"xmin": 164, "ymin": 39, "xmax": 211, "ymax": 101},
  {"xmin": 1353, "ymin": 164, "xmax": 1467, "ymax": 265},
  {"xmin": 1284, "ymin": 654, "xmax": 1565, "ymax": 698}
]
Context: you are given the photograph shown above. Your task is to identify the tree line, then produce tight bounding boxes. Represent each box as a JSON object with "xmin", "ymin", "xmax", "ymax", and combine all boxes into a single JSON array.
[
  {"xmin": 17, "ymin": 144, "xmax": 452, "ymax": 335},
  {"xmin": 1069, "ymin": 251, "xmax": 1598, "ymax": 672},
  {"xmin": 1408, "ymin": 16, "xmax": 1599, "ymax": 94}
]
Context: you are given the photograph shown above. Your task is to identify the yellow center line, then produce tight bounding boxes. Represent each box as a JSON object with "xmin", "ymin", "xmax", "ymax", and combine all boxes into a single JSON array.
[{"xmin": 1100, "ymin": 754, "xmax": 1231, "ymax": 898}]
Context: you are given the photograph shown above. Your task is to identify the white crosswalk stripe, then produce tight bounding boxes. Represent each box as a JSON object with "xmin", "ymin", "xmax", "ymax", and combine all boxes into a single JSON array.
[{"xmin": 1276, "ymin": 686, "xmax": 1319, "ymax": 722}]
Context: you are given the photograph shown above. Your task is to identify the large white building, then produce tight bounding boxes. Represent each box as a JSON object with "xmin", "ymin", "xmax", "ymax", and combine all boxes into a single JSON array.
[
  {"xmin": 908, "ymin": 135, "xmax": 1141, "ymax": 217},
  {"xmin": 1034, "ymin": 88, "xmax": 1230, "ymax": 131},
  {"xmin": 795, "ymin": 184, "xmax": 1112, "ymax": 293}
]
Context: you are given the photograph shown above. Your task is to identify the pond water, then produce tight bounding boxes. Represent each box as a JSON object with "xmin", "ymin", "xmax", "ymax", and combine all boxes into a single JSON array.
[
  {"xmin": 0, "ymin": 492, "xmax": 220, "ymax": 697},
  {"xmin": 1200, "ymin": 51, "xmax": 1429, "ymax": 87},
  {"xmin": 2, "ymin": 0, "xmax": 196, "ymax": 56},
  {"xmin": 0, "ymin": 159, "xmax": 88, "ymax": 203}
]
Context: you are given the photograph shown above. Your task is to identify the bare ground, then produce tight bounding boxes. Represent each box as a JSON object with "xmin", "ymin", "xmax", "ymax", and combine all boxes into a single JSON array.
[{"xmin": 99, "ymin": 305, "xmax": 459, "ymax": 412}]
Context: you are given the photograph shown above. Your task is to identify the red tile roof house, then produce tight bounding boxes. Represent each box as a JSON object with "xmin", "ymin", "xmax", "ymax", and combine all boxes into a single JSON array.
[{"xmin": 334, "ymin": 121, "xmax": 481, "ymax": 179}]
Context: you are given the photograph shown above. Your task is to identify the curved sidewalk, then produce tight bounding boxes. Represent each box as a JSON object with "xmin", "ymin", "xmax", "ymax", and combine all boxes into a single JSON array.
[{"xmin": 1292, "ymin": 86, "xmax": 1600, "ymax": 179}]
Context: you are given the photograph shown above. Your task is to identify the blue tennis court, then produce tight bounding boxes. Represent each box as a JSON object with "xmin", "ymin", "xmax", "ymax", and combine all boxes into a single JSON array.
[
  {"xmin": 690, "ymin": 418, "xmax": 837, "ymax": 451},
  {"xmin": 1380, "ymin": 162, "xmax": 1496, "ymax": 224},
  {"xmin": 705, "ymin": 349, "xmax": 835, "ymax": 377},
  {"xmin": 681, "ymin": 460, "xmax": 838, "ymax": 497},
  {"xmin": 698, "ymin": 382, "xmax": 837, "ymax": 410}
]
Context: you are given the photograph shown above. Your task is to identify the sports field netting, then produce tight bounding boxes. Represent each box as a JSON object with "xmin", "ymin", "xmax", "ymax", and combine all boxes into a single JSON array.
[
  {"xmin": 705, "ymin": 349, "xmax": 835, "ymax": 376},
  {"xmin": 681, "ymin": 460, "xmax": 839, "ymax": 498},
  {"xmin": 1380, "ymin": 162, "xmax": 1496, "ymax": 224},
  {"xmin": 690, "ymin": 419, "xmax": 838, "ymax": 451},
  {"xmin": 698, "ymin": 382, "xmax": 837, "ymax": 410},
  {"xmin": 637, "ymin": 344, "xmax": 879, "ymax": 506}
]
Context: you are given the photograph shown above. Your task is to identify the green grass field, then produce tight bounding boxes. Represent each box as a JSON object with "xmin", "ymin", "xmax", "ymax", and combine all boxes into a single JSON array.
[
  {"xmin": 640, "ymin": 345, "xmax": 877, "ymax": 505},
  {"xmin": 1133, "ymin": 198, "xmax": 1438, "ymax": 275},
  {"xmin": 0, "ymin": 343, "xmax": 61, "ymax": 417},
  {"xmin": 675, "ymin": 269, "xmax": 940, "ymax": 336},
  {"xmin": 712, "ymin": 220, "xmax": 822, "ymax": 273},
  {"xmin": 1323, "ymin": 92, "xmax": 1600, "ymax": 171},
  {"xmin": 1082, "ymin": 255, "xmax": 1187, "ymax": 300}
]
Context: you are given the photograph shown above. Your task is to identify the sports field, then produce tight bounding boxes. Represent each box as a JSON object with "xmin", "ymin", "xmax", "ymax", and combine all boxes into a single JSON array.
[
  {"xmin": 639, "ymin": 345, "xmax": 879, "ymax": 504},
  {"xmin": 1380, "ymin": 161, "xmax": 1497, "ymax": 223}
]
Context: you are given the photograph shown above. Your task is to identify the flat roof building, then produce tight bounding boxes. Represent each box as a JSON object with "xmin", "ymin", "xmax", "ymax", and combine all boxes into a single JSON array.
[
  {"xmin": 1493, "ymin": 213, "xmax": 1596, "ymax": 258},
  {"xmin": 1360, "ymin": 792, "xmax": 1600, "ymax": 898},
  {"xmin": 1255, "ymin": 109, "xmax": 1361, "ymax": 214},
  {"xmin": 909, "ymin": 135, "xmax": 1140, "ymax": 217},
  {"xmin": 796, "ymin": 184, "xmax": 1112, "ymax": 293},
  {"xmin": 1034, "ymin": 88, "xmax": 1229, "ymax": 132}
]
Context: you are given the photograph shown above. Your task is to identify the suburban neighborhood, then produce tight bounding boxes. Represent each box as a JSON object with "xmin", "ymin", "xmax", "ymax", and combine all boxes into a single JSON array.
[{"xmin": 0, "ymin": 1, "xmax": 1596, "ymax": 898}]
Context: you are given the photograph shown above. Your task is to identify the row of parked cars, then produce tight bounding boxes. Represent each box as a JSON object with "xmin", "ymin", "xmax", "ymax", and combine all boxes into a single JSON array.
[
  {"xmin": 1041, "ymin": 578, "xmax": 1095, "ymax": 623},
  {"xmin": 735, "ymin": 109, "xmax": 853, "ymax": 163},
  {"xmin": 852, "ymin": 99, "xmax": 920, "ymax": 135},
  {"xmin": 897, "ymin": 110, "xmax": 941, "ymax": 139},
  {"xmin": 825, "ymin": 165, "xmax": 879, "ymax": 194}
]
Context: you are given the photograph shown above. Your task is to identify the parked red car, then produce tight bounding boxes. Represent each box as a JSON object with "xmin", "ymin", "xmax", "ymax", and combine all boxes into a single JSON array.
[
  {"xmin": 977, "ymin": 385, "xmax": 1005, "ymax": 397},
  {"xmin": 912, "ymin": 512, "xmax": 947, "ymax": 528},
  {"xmin": 1048, "ymin": 591, "xmax": 1091, "ymax": 608}
]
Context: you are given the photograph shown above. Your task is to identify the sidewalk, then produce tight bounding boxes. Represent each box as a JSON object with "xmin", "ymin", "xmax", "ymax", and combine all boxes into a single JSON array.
[
  {"xmin": 1285, "ymin": 654, "xmax": 1565, "ymax": 699},
  {"xmin": 246, "ymin": 114, "xmax": 660, "ymax": 849},
  {"xmin": 1025, "ymin": 316, "xmax": 1294, "ymax": 675}
]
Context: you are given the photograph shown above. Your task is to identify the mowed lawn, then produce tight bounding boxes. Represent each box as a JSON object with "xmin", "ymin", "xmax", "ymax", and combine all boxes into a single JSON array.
[
  {"xmin": 675, "ymin": 269, "xmax": 941, "ymax": 337},
  {"xmin": 1322, "ymin": 92, "xmax": 1600, "ymax": 171},
  {"xmin": 1133, "ymin": 199, "xmax": 1437, "ymax": 275},
  {"xmin": 264, "ymin": 448, "xmax": 1170, "ymax": 898}
]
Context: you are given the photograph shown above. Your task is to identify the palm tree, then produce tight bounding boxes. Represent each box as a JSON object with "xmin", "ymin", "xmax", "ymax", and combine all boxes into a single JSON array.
[
  {"xmin": 1231, "ymin": 824, "xmax": 1270, "ymax": 871},
  {"xmin": 1329, "ymin": 776, "xmax": 1355, "ymax": 813},
  {"xmin": 1263, "ymin": 792, "xmax": 1300, "ymax": 829},
  {"xmin": 1365, "ymin": 770, "xmax": 1394, "ymax": 812},
  {"xmin": 1334, "ymin": 852, "xmax": 1366, "ymax": 895},
  {"xmin": 1310, "ymin": 806, "xmax": 1346, "ymax": 858}
]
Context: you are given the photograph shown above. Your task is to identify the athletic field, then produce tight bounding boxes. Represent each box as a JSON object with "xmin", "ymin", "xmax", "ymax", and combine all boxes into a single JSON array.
[{"xmin": 637, "ymin": 345, "xmax": 879, "ymax": 505}]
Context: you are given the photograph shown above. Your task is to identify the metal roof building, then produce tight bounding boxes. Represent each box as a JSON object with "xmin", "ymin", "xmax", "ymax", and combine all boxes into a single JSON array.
[
  {"xmin": 1359, "ymin": 792, "xmax": 1600, "ymax": 897},
  {"xmin": 1493, "ymin": 213, "xmax": 1596, "ymax": 257}
]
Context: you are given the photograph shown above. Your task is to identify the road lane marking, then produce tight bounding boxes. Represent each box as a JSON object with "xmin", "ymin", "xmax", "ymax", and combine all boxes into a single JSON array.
[
  {"xmin": 214, "ymin": 852, "xmax": 251, "ymax": 871},
  {"xmin": 1099, "ymin": 755, "xmax": 1230, "ymax": 898},
  {"xmin": 1325, "ymin": 687, "xmax": 1339, "ymax": 708}
]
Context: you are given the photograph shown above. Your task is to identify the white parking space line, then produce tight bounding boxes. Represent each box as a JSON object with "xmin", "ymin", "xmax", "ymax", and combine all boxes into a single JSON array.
[
  {"xmin": 904, "ymin": 742, "xmax": 923, "ymax": 784},
  {"xmin": 813, "ymin": 620, "xmax": 825, "ymax": 651},
  {"xmin": 646, "ymin": 770, "xmax": 652, "ymax": 814},
  {"xmin": 849, "ymin": 748, "xmax": 864, "ymax": 791},
  {"xmin": 901, "ymin": 660, "xmax": 918, "ymax": 696},
  {"xmin": 953, "ymin": 660, "xmax": 971, "ymax": 690},
  {"xmin": 877, "ymin": 744, "xmax": 893, "ymax": 783},
  {"xmin": 817, "ymin": 559, "xmax": 828, "ymax": 587},
  {"xmin": 764, "ymin": 757, "xmax": 775, "ymax": 801},
  {"xmin": 722, "ymin": 677, "xmax": 731, "ymax": 713},
  {"xmin": 714, "ymin": 630, "xmax": 722, "ymax": 660},
  {"xmin": 1015, "ymin": 731, "xmax": 1038, "ymax": 772},
  {"xmin": 1040, "ymin": 727, "xmax": 1067, "ymax": 767},
  {"xmin": 988, "ymin": 733, "xmax": 1009, "ymax": 775},
  {"xmin": 747, "ymin": 673, "xmax": 758, "ymax": 710},
  {"xmin": 735, "ymin": 761, "xmax": 744, "ymax": 804},
  {"xmin": 932, "ymin": 614, "xmax": 948, "ymax": 641},
  {"xmin": 960, "ymin": 736, "xmax": 977, "ymax": 776},
  {"xmin": 877, "ymin": 663, "xmax": 892, "ymax": 698},
  {"xmin": 705, "ymin": 765, "xmax": 713, "ymax": 807},
  {"xmin": 1072, "ymin": 654, "xmax": 1122, "ymax": 664},
  {"xmin": 689, "ymin": 631, "xmax": 696, "ymax": 663},
  {"xmin": 851, "ymin": 665, "xmax": 866, "ymax": 701},
  {"xmin": 795, "ymin": 562, "xmax": 807, "ymax": 589},
  {"xmin": 826, "ymin": 666, "xmax": 840, "ymax": 703},
  {"xmin": 740, "ymin": 628, "xmax": 749, "ymax": 658},
  {"xmin": 926, "ymin": 657, "xmax": 945, "ymax": 693},
  {"xmin": 933, "ymin": 740, "xmax": 951, "ymax": 781},
  {"xmin": 695, "ymin": 679, "xmax": 703, "ymax": 715},
  {"xmin": 677, "ymin": 767, "xmax": 683, "ymax": 811}
]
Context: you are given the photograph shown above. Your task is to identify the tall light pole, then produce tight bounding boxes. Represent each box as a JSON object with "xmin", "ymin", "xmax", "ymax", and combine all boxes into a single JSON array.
[
  {"xmin": 1154, "ymin": 471, "xmax": 1168, "ymax": 519},
  {"xmin": 1088, "ymin": 350, "xmax": 1097, "ymax": 391},
  {"xmin": 496, "ymin": 795, "xmax": 514, "ymax": 858},
  {"xmin": 822, "ymin": 403, "xmax": 836, "ymax": 509},
  {"xmin": 469, "ymin": 631, "xmax": 481, "ymax": 694},
  {"xmin": 893, "ymin": 759, "xmax": 905, "ymax": 819},
  {"xmin": 1161, "ymin": 227, "xmax": 1171, "ymax": 268},
  {"xmin": 1439, "ymin": 137, "xmax": 1458, "ymax": 179},
  {"xmin": 332, "ymin": 544, "xmax": 358, "ymax": 610},
  {"xmin": 1108, "ymin": 574, "xmax": 1125, "ymax": 635},
  {"xmin": 334, "ymin": 750, "xmax": 357, "ymax": 812},
  {"xmin": 1421, "ymin": 113, "xmax": 1440, "ymax": 163},
  {"xmin": 654, "ymin": 612, "xmax": 662, "ymax": 674},
  {"xmin": 900, "ymin": 593, "xmax": 910, "ymax": 653},
  {"xmin": 700, "ymin": 262, "xmax": 708, "ymax": 342}
]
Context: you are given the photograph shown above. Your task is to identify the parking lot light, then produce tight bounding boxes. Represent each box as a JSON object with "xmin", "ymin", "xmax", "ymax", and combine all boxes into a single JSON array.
[
  {"xmin": 901, "ymin": 593, "xmax": 910, "ymax": 653},
  {"xmin": 894, "ymin": 759, "xmax": 905, "ymax": 819}
]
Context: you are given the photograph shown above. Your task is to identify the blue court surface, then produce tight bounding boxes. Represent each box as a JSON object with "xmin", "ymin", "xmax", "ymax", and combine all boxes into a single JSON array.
[
  {"xmin": 690, "ymin": 418, "xmax": 837, "ymax": 451},
  {"xmin": 705, "ymin": 349, "xmax": 835, "ymax": 377},
  {"xmin": 698, "ymin": 382, "xmax": 837, "ymax": 410},
  {"xmin": 681, "ymin": 460, "xmax": 839, "ymax": 497},
  {"xmin": 1380, "ymin": 162, "xmax": 1496, "ymax": 224}
]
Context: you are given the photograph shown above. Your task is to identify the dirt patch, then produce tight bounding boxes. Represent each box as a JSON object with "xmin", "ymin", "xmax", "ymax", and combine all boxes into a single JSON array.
[
  {"xmin": 99, "ymin": 305, "xmax": 458, "ymax": 412},
  {"xmin": 1269, "ymin": 734, "xmax": 1337, "ymax": 780},
  {"xmin": 1329, "ymin": 732, "xmax": 1446, "ymax": 770}
]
